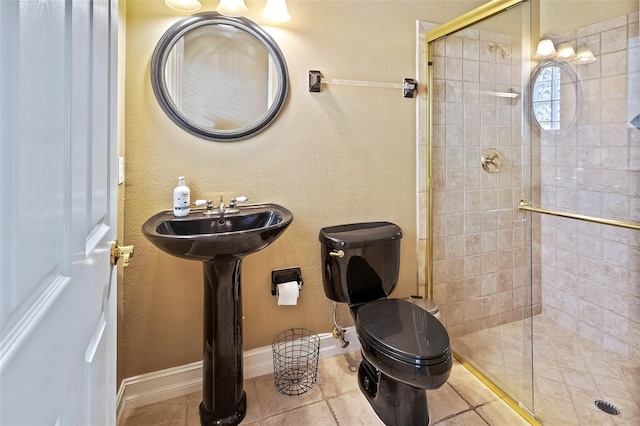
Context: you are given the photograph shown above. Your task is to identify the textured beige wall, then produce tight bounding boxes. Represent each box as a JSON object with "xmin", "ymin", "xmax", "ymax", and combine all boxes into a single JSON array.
[
  {"xmin": 117, "ymin": 0, "xmax": 127, "ymax": 389},
  {"xmin": 122, "ymin": 0, "xmax": 484, "ymax": 379}
]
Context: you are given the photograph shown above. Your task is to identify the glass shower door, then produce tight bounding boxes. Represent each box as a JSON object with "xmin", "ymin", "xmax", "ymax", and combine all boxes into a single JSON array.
[
  {"xmin": 519, "ymin": 4, "xmax": 640, "ymax": 423},
  {"xmin": 427, "ymin": 0, "xmax": 535, "ymax": 416}
]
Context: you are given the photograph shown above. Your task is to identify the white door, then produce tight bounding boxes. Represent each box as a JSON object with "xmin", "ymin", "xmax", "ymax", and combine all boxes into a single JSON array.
[{"xmin": 0, "ymin": 0, "xmax": 119, "ymax": 424}]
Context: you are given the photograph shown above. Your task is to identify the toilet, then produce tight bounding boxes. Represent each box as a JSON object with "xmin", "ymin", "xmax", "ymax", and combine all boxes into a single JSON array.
[{"xmin": 319, "ymin": 222, "xmax": 452, "ymax": 426}]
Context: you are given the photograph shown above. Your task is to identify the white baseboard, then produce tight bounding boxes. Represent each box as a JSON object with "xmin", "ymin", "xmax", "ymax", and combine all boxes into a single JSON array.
[{"xmin": 116, "ymin": 327, "xmax": 359, "ymax": 424}]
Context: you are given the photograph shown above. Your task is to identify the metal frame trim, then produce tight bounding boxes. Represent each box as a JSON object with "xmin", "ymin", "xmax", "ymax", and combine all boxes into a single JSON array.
[
  {"xmin": 519, "ymin": 200, "xmax": 640, "ymax": 231},
  {"xmin": 425, "ymin": 43, "xmax": 434, "ymax": 298},
  {"xmin": 425, "ymin": 0, "xmax": 524, "ymax": 43},
  {"xmin": 454, "ymin": 352, "xmax": 542, "ymax": 426}
]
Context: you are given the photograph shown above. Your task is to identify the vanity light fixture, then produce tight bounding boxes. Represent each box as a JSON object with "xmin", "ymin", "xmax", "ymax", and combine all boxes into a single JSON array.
[
  {"xmin": 534, "ymin": 39, "xmax": 556, "ymax": 59},
  {"xmin": 534, "ymin": 39, "xmax": 596, "ymax": 64},
  {"xmin": 165, "ymin": 0, "xmax": 202, "ymax": 12},
  {"xmin": 164, "ymin": 0, "xmax": 291, "ymax": 24},
  {"xmin": 262, "ymin": 0, "xmax": 291, "ymax": 23},
  {"xmin": 165, "ymin": 0, "xmax": 291, "ymax": 23},
  {"xmin": 216, "ymin": 0, "xmax": 249, "ymax": 17},
  {"xmin": 214, "ymin": 0, "xmax": 291, "ymax": 23},
  {"xmin": 573, "ymin": 47, "xmax": 597, "ymax": 64},
  {"xmin": 555, "ymin": 42, "xmax": 576, "ymax": 61}
]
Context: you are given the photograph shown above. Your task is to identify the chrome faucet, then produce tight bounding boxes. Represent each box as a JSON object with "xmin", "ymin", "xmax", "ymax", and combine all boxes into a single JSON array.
[
  {"xmin": 227, "ymin": 196, "xmax": 247, "ymax": 213},
  {"xmin": 193, "ymin": 199, "xmax": 217, "ymax": 215},
  {"xmin": 193, "ymin": 196, "xmax": 247, "ymax": 215}
]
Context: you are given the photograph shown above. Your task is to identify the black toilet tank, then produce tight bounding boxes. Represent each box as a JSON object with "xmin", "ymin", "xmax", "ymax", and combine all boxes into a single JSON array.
[{"xmin": 319, "ymin": 222, "xmax": 402, "ymax": 306}]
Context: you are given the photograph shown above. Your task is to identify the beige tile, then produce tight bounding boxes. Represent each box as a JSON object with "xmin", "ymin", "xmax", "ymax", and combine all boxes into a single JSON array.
[
  {"xmin": 326, "ymin": 388, "xmax": 383, "ymax": 425},
  {"xmin": 259, "ymin": 401, "xmax": 337, "ymax": 426},
  {"xmin": 122, "ymin": 395, "xmax": 187, "ymax": 426},
  {"xmin": 536, "ymin": 390, "xmax": 579, "ymax": 424},
  {"xmin": 564, "ymin": 382, "xmax": 600, "ymax": 407},
  {"xmin": 453, "ymin": 314, "xmax": 640, "ymax": 425},
  {"xmin": 606, "ymin": 396, "xmax": 640, "ymax": 420},
  {"xmin": 434, "ymin": 409, "xmax": 487, "ymax": 425},
  {"xmin": 601, "ymin": 26, "xmax": 628, "ymax": 53},
  {"xmin": 241, "ymin": 379, "xmax": 265, "ymax": 424},
  {"xmin": 427, "ymin": 383, "xmax": 472, "ymax": 423},
  {"xmin": 123, "ymin": 314, "xmax": 639, "ymax": 426},
  {"xmin": 447, "ymin": 361, "xmax": 498, "ymax": 407},
  {"xmin": 250, "ymin": 372, "xmax": 323, "ymax": 419},
  {"xmin": 476, "ymin": 399, "xmax": 530, "ymax": 426},
  {"xmin": 316, "ymin": 351, "xmax": 361, "ymax": 399},
  {"xmin": 593, "ymin": 374, "xmax": 631, "ymax": 402},
  {"xmin": 614, "ymin": 363, "xmax": 640, "ymax": 394},
  {"xmin": 562, "ymin": 367, "xmax": 597, "ymax": 391},
  {"xmin": 185, "ymin": 392, "xmax": 201, "ymax": 426},
  {"xmin": 533, "ymin": 355, "xmax": 563, "ymax": 381},
  {"xmin": 574, "ymin": 407, "xmax": 617, "ymax": 426},
  {"xmin": 535, "ymin": 375, "xmax": 572, "ymax": 402},
  {"xmin": 555, "ymin": 350, "xmax": 590, "ymax": 374},
  {"xmin": 536, "ymin": 414, "xmax": 580, "ymax": 426}
]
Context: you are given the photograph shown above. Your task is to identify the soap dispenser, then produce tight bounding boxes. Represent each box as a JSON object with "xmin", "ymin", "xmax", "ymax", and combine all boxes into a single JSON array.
[{"xmin": 173, "ymin": 176, "xmax": 190, "ymax": 217}]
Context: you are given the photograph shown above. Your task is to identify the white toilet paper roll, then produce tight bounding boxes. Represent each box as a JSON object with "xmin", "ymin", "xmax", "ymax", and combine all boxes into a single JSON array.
[{"xmin": 277, "ymin": 281, "xmax": 299, "ymax": 306}]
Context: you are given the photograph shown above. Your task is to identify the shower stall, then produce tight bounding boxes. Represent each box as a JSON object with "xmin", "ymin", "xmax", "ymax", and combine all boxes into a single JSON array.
[{"xmin": 424, "ymin": 0, "xmax": 640, "ymax": 424}]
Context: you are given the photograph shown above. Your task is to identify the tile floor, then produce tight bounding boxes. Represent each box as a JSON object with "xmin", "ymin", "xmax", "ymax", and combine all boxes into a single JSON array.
[
  {"xmin": 121, "ymin": 351, "xmax": 529, "ymax": 426},
  {"xmin": 454, "ymin": 315, "xmax": 640, "ymax": 425}
]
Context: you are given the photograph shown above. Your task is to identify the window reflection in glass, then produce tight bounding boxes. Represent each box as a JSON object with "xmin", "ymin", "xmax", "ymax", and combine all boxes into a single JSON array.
[
  {"xmin": 533, "ymin": 66, "xmax": 561, "ymax": 130},
  {"xmin": 531, "ymin": 62, "xmax": 577, "ymax": 133}
]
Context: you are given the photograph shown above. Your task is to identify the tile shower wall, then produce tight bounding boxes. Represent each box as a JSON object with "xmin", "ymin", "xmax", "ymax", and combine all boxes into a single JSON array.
[
  {"xmin": 431, "ymin": 28, "xmax": 540, "ymax": 338},
  {"xmin": 539, "ymin": 12, "xmax": 640, "ymax": 357}
]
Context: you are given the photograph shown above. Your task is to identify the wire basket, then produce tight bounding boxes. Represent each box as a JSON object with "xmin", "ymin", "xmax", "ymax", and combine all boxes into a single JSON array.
[{"xmin": 272, "ymin": 328, "xmax": 320, "ymax": 395}]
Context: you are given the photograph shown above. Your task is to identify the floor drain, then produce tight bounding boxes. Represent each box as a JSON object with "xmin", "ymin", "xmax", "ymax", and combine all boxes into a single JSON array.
[{"xmin": 595, "ymin": 400, "xmax": 621, "ymax": 416}]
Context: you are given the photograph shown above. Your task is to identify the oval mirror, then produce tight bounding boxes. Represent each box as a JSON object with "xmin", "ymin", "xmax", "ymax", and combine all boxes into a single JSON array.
[
  {"xmin": 151, "ymin": 12, "xmax": 289, "ymax": 142},
  {"xmin": 530, "ymin": 61, "xmax": 578, "ymax": 132}
]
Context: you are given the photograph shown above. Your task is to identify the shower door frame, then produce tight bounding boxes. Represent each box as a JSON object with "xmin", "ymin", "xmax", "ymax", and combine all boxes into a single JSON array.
[{"xmin": 424, "ymin": 0, "xmax": 539, "ymax": 424}]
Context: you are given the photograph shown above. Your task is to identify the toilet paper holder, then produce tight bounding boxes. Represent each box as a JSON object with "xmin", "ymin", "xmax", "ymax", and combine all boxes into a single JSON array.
[{"xmin": 271, "ymin": 267, "xmax": 303, "ymax": 296}]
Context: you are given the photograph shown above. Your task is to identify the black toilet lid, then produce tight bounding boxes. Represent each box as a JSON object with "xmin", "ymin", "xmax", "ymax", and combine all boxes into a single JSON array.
[{"xmin": 356, "ymin": 299, "xmax": 450, "ymax": 365}]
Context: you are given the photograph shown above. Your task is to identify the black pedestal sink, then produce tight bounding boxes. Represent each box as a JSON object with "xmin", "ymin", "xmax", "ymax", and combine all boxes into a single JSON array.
[{"xmin": 142, "ymin": 204, "xmax": 293, "ymax": 426}]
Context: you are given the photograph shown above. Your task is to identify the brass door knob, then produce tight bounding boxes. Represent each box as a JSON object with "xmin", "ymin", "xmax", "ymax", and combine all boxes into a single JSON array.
[{"xmin": 110, "ymin": 240, "xmax": 134, "ymax": 267}]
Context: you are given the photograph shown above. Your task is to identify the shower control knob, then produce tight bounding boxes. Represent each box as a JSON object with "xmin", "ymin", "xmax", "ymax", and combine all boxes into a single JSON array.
[{"xmin": 481, "ymin": 148, "xmax": 502, "ymax": 173}]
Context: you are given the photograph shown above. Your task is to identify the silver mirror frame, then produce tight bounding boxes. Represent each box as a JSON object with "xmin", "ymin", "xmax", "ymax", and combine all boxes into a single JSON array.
[
  {"xmin": 529, "ymin": 60, "xmax": 579, "ymax": 134},
  {"xmin": 150, "ymin": 12, "xmax": 290, "ymax": 142}
]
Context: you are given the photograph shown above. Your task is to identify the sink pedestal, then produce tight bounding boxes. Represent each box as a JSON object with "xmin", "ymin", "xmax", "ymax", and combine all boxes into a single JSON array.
[
  {"xmin": 199, "ymin": 258, "xmax": 246, "ymax": 426},
  {"xmin": 141, "ymin": 204, "xmax": 294, "ymax": 426}
]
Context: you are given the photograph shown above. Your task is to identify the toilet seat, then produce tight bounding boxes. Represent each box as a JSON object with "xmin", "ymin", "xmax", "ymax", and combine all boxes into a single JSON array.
[{"xmin": 356, "ymin": 299, "xmax": 451, "ymax": 367}]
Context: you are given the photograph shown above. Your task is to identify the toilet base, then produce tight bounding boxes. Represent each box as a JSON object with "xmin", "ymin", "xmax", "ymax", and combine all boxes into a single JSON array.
[{"xmin": 358, "ymin": 359, "xmax": 429, "ymax": 426}]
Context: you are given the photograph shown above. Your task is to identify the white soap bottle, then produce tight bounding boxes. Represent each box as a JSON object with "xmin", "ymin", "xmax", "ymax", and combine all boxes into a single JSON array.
[{"xmin": 173, "ymin": 176, "xmax": 190, "ymax": 217}]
